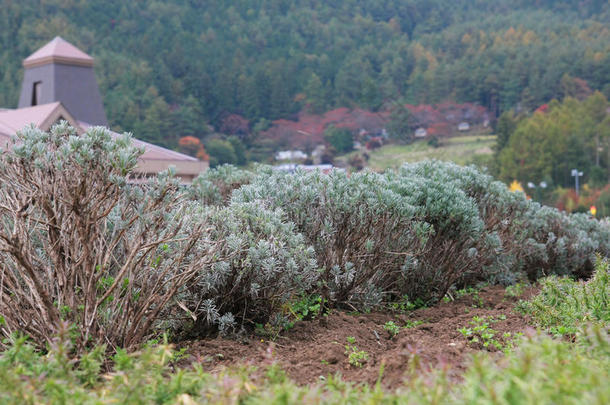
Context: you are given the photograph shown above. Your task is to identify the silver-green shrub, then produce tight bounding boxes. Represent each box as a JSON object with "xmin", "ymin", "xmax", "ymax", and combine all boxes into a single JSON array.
[
  {"xmin": 234, "ymin": 161, "xmax": 609, "ymax": 306},
  {"xmin": 181, "ymin": 201, "xmax": 318, "ymax": 334},
  {"xmin": 386, "ymin": 162, "xmax": 503, "ymax": 299},
  {"xmin": 396, "ymin": 161, "xmax": 609, "ymax": 284},
  {"xmin": 0, "ymin": 123, "xmax": 215, "ymax": 351},
  {"xmin": 519, "ymin": 207, "xmax": 609, "ymax": 280},
  {"xmin": 189, "ymin": 164, "xmax": 258, "ymax": 206},
  {"xmin": 233, "ymin": 169, "xmax": 430, "ymax": 306}
]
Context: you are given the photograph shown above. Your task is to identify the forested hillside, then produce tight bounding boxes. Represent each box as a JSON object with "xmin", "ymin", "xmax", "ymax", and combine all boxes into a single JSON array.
[{"xmin": 1, "ymin": 0, "xmax": 609, "ymax": 147}]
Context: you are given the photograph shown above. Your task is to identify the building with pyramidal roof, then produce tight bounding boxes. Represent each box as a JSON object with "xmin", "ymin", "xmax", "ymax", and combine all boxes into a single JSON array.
[{"xmin": 1, "ymin": 37, "xmax": 208, "ymax": 183}]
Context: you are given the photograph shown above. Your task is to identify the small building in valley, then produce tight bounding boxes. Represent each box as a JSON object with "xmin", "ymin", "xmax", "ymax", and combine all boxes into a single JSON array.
[
  {"xmin": 0, "ymin": 37, "xmax": 208, "ymax": 183},
  {"xmin": 458, "ymin": 122, "xmax": 470, "ymax": 132},
  {"xmin": 414, "ymin": 127, "xmax": 428, "ymax": 138}
]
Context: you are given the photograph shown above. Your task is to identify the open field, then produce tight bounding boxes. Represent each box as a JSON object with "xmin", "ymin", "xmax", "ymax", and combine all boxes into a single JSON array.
[{"xmin": 347, "ymin": 135, "xmax": 496, "ymax": 171}]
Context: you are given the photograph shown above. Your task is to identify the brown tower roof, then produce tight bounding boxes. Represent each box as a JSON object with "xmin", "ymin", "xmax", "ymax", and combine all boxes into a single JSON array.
[{"xmin": 23, "ymin": 37, "xmax": 94, "ymax": 68}]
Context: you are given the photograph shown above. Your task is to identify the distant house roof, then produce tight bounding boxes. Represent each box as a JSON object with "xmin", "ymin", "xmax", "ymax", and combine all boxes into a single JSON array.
[
  {"xmin": 0, "ymin": 102, "xmax": 77, "ymax": 134},
  {"xmin": 80, "ymin": 122, "xmax": 206, "ymax": 180},
  {"xmin": 0, "ymin": 105, "xmax": 206, "ymax": 180},
  {"xmin": 3, "ymin": 37, "xmax": 209, "ymax": 183},
  {"xmin": 76, "ymin": 121, "xmax": 199, "ymax": 163},
  {"xmin": 23, "ymin": 36, "xmax": 94, "ymax": 68}
]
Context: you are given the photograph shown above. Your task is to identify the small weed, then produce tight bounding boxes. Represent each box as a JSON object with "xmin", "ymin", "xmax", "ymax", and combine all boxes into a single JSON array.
[
  {"xmin": 254, "ymin": 323, "xmax": 282, "ymax": 340},
  {"xmin": 287, "ymin": 294, "xmax": 323, "ymax": 321},
  {"xmin": 444, "ymin": 286, "xmax": 484, "ymax": 307},
  {"xmin": 471, "ymin": 292, "xmax": 483, "ymax": 308},
  {"xmin": 404, "ymin": 319, "xmax": 424, "ymax": 329},
  {"xmin": 344, "ymin": 337, "xmax": 368, "ymax": 367},
  {"xmin": 348, "ymin": 350, "xmax": 369, "ymax": 367},
  {"xmin": 458, "ymin": 315, "xmax": 520, "ymax": 351},
  {"xmin": 384, "ymin": 321, "xmax": 401, "ymax": 338},
  {"xmin": 388, "ymin": 295, "xmax": 426, "ymax": 312},
  {"xmin": 505, "ymin": 282, "xmax": 529, "ymax": 298}
]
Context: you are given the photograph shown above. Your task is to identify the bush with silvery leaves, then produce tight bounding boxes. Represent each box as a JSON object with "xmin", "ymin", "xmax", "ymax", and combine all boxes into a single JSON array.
[
  {"xmin": 189, "ymin": 164, "xmax": 259, "ymax": 206},
  {"xmin": 385, "ymin": 162, "xmax": 501, "ymax": 300},
  {"xmin": 396, "ymin": 161, "xmax": 609, "ymax": 284},
  {"xmin": 0, "ymin": 123, "xmax": 216, "ymax": 352},
  {"xmin": 234, "ymin": 160, "xmax": 609, "ymax": 306},
  {"xmin": 233, "ymin": 169, "xmax": 435, "ymax": 306},
  {"xmin": 179, "ymin": 200, "xmax": 318, "ymax": 335}
]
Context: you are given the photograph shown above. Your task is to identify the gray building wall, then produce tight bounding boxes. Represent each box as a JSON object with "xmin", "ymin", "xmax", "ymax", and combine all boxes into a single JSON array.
[
  {"xmin": 18, "ymin": 63, "xmax": 108, "ymax": 126},
  {"xmin": 18, "ymin": 64, "xmax": 56, "ymax": 107}
]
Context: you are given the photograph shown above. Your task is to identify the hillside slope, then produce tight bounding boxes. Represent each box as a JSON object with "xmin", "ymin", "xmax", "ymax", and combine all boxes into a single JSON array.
[{"xmin": 1, "ymin": 1, "xmax": 608, "ymax": 147}]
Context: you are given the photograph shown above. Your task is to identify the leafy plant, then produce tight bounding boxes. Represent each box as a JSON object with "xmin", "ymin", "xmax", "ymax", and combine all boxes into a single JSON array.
[
  {"xmin": 389, "ymin": 295, "xmax": 427, "ymax": 312},
  {"xmin": 458, "ymin": 315, "xmax": 520, "ymax": 351},
  {"xmin": 233, "ymin": 169, "xmax": 427, "ymax": 307},
  {"xmin": 505, "ymin": 282, "xmax": 529, "ymax": 298},
  {"xmin": 182, "ymin": 201, "xmax": 318, "ymax": 335},
  {"xmin": 404, "ymin": 320, "xmax": 424, "ymax": 329},
  {"xmin": 383, "ymin": 321, "xmax": 401, "ymax": 338},
  {"xmin": 287, "ymin": 294, "xmax": 323, "ymax": 321},
  {"xmin": 443, "ymin": 286, "xmax": 484, "ymax": 307},
  {"xmin": 0, "ymin": 124, "xmax": 214, "ymax": 352},
  {"xmin": 518, "ymin": 257, "xmax": 609, "ymax": 337},
  {"xmin": 189, "ymin": 164, "xmax": 256, "ymax": 206},
  {"xmin": 344, "ymin": 336, "xmax": 368, "ymax": 367}
]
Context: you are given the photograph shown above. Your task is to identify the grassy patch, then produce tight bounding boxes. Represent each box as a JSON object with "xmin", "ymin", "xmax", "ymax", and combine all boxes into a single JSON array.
[
  {"xmin": 518, "ymin": 257, "xmax": 609, "ymax": 337},
  {"xmin": 352, "ymin": 135, "xmax": 496, "ymax": 171}
]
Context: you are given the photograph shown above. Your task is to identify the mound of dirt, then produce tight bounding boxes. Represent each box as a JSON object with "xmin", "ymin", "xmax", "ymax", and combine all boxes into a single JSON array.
[{"xmin": 181, "ymin": 285, "xmax": 537, "ymax": 388}]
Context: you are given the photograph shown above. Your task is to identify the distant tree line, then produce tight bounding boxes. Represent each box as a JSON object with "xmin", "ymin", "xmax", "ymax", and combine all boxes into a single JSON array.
[{"xmin": 0, "ymin": 0, "xmax": 608, "ymax": 149}]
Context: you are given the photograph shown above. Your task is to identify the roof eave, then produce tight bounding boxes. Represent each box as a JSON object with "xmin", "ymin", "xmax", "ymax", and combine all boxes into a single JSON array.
[{"xmin": 23, "ymin": 55, "xmax": 94, "ymax": 68}]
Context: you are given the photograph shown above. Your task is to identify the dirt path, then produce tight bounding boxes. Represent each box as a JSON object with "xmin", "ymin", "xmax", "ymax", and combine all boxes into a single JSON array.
[{"xmin": 181, "ymin": 285, "xmax": 537, "ymax": 388}]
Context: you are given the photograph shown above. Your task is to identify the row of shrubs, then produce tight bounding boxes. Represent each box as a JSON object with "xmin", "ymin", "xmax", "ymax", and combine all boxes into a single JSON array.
[
  {"xmin": 0, "ymin": 124, "xmax": 608, "ymax": 353},
  {"xmin": 1, "ymin": 259, "xmax": 608, "ymax": 403},
  {"xmin": 195, "ymin": 160, "xmax": 609, "ymax": 302}
]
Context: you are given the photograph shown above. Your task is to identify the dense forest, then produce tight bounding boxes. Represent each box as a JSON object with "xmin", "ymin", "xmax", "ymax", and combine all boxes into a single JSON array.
[{"xmin": 1, "ymin": 0, "xmax": 609, "ymax": 149}]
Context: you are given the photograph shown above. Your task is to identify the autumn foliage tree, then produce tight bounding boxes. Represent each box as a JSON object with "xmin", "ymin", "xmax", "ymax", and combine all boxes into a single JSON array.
[
  {"xmin": 178, "ymin": 136, "xmax": 209, "ymax": 160},
  {"xmin": 499, "ymin": 93, "xmax": 609, "ymax": 187}
]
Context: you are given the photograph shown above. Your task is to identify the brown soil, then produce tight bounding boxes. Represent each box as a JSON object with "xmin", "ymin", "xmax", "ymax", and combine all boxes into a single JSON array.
[{"xmin": 180, "ymin": 285, "xmax": 538, "ymax": 388}]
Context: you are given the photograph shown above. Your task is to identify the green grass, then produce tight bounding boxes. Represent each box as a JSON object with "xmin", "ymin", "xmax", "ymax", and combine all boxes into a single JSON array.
[
  {"xmin": 518, "ymin": 256, "xmax": 609, "ymax": 337},
  {"xmin": 353, "ymin": 135, "xmax": 496, "ymax": 171}
]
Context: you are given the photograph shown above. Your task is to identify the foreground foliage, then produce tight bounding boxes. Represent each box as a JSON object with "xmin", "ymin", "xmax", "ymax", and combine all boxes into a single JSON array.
[
  {"xmin": 0, "ymin": 124, "xmax": 217, "ymax": 351},
  {"xmin": 0, "ymin": 290, "xmax": 608, "ymax": 403},
  {"xmin": 519, "ymin": 256, "xmax": 609, "ymax": 337},
  {"xmin": 0, "ymin": 126, "xmax": 315, "ymax": 351},
  {"xmin": 1, "ymin": 125, "xmax": 609, "ymax": 354}
]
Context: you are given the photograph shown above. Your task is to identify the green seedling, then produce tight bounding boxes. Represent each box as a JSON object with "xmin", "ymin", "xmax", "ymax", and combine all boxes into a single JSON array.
[
  {"xmin": 344, "ymin": 337, "xmax": 368, "ymax": 367},
  {"xmin": 505, "ymin": 282, "xmax": 528, "ymax": 298},
  {"xmin": 384, "ymin": 321, "xmax": 401, "ymax": 338},
  {"xmin": 404, "ymin": 319, "xmax": 424, "ymax": 329},
  {"xmin": 458, "ymin": 315, "xmax": 520, "ymax": 351}
]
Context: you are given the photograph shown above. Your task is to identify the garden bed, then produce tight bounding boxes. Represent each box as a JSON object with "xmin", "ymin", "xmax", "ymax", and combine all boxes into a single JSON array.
[{"xmin": 182, "ymin": 285, "xmax": 537, "ymax": 388}]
